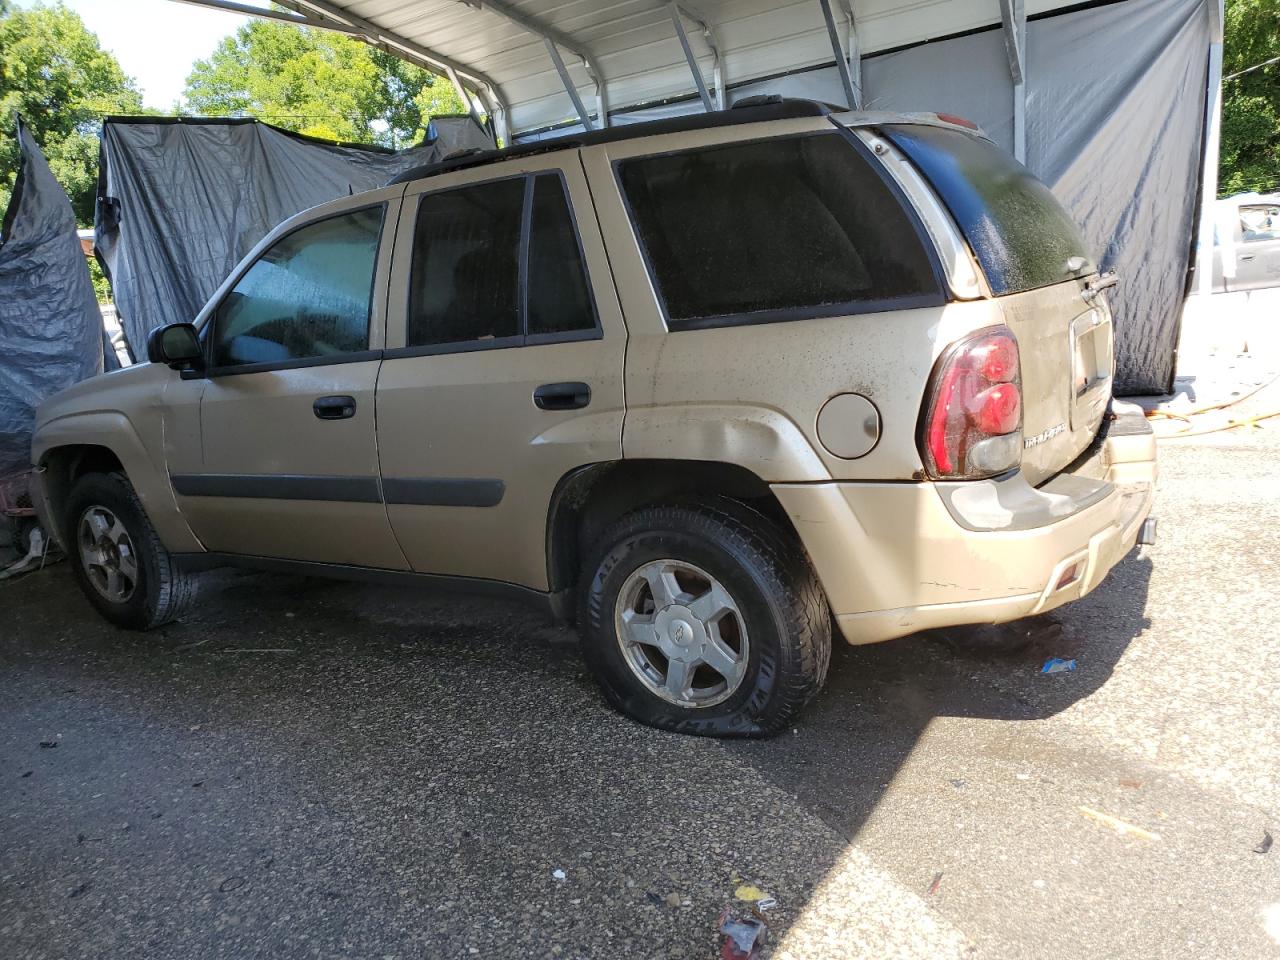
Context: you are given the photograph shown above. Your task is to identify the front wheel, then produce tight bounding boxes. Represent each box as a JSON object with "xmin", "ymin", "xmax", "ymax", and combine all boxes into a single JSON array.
[
  {"xmin": 579, "ymin": 497, "xmax": 831, "ymax": 737},
  {"xmin": 64, "ymin": 472, "xmax": 199, "ymax": 630}
]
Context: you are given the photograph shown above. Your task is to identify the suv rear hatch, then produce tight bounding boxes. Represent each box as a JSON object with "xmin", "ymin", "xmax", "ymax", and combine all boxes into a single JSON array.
[{"xmin": 882, "ymin": 124, "xmax": 1113, "ymax": 484}]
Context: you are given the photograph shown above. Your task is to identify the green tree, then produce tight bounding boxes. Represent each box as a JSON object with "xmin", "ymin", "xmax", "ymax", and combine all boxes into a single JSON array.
[
  {"xmin": 0, "ymin": 2, "xmax": 145, "ymax": 223},
  {"xmin": 1220, "ymin": 0, "xmax": 1280, "ymax": 197},
  {"xmin": 183, "ymin": 19, "xmax": 467, "ymax": 148}
]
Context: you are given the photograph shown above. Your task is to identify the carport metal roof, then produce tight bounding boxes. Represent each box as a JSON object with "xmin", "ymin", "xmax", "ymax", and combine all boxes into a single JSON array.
[{"xmin": 174, "ymin": 0, "xmax": 1085, "ymax": 155}]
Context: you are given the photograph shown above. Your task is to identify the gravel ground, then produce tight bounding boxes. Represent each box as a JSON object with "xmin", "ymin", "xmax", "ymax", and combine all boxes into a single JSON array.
[{"xmin": 2, "ymin": 393, "xmax": 1278, "ymax": 959}]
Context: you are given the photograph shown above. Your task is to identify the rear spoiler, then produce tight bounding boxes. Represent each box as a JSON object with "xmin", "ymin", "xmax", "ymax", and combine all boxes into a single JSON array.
[{"xmin": 829, "ymin": 110, "xmax": 994, "ymax": 143}]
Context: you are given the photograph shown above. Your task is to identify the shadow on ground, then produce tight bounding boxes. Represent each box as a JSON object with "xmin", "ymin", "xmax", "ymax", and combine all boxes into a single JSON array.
[{"xmin": 1, "ymin": 551, "xmax": 1156, "ymax": 958}]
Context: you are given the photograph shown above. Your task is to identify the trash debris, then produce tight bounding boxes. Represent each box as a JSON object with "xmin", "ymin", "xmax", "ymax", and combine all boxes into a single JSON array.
[
  {"xmin": 552, "ymin": 869, "xmax": 566, "ymax": 881},
  {"xmin": 949, "ymin": 778, "xmax": 966, "ymax": 789},
  {"xmin": 218, "ymin": 876, "xmax": 246, "ymax": 893},
  {"xmin": 718, "ymin": 904, "xmax": 768, "ymax": 960},
  {"xmin": 20, "ymin": 770, "xmax": 32, "ymax": 778},
  {"xmin": 664, "ymin": 892, "xmax": 682, "ymax": 908},
  {"xmin": 734, "ymin": 883, "xmax": 771, "ymax": 903},
  {"xmin": 927, "ymin": 872, "xmax": 943, "ymax": 896},
  {"xmin": 1077, "ymin": 806, "xmax": 1161, "ymax": 841},
  {"xmin": 38, "ymin": 740, "xmax": 57, "ymax": 748},
  {"xmin": 755, "ymin": 897, "xmax": 778, "ymax": 912},
  {"xmin": 1041, "ymin": 658, "xmax": 1077, "ymax": 674},
  {"xmin": 1255, "ymin": 830, "xmax": 1273, "ymax": 855},
  {"xmin": 1118, "ymin": 778, "xmax": 1143, "ymax": 789}
]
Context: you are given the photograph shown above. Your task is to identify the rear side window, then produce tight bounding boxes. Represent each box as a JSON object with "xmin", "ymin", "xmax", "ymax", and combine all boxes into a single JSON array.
[
  {"xmin": 406, "ymin": 173, "xmax": 598, "ymax": 349},
  {"xmin": 528, "ymin": 174, "xmax": 596, "ymax": 337},
  {"xmin": 616, "ymin": 133, "xmax": 944, "ymax": 330},
  {"xmin": 210, "ymin": 205, "xmax": 383, "ymax": 368},
  {"xmin": 883, "ymin": 124, "xmax": 1095, "ymax": 295},
  {"xmin": 407, "ymin": 178, "xmax": 523, "ymax": 347}
]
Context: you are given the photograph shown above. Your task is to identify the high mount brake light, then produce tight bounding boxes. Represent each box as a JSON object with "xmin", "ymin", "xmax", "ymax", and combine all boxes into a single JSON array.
[
  {"xmin": 935, "ymin": 113, "xmax": 979, "ymax": 130},
  {"xmin": 919, "ymin": 327, "xmax": 1023, "ymax": 479}
]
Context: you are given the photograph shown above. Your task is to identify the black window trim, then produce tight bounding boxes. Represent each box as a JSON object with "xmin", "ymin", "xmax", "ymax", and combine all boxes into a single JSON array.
[
  {"xmin": 385, "ymin": 168, "xmax": 603, "ymax": 361},
  {"xmin": 199, "ymin": 201, "xmax": 389, "ymax": 378},
  {"xmin": 611, "ymin": 124, "xmax": 950, "ymax": 333}
]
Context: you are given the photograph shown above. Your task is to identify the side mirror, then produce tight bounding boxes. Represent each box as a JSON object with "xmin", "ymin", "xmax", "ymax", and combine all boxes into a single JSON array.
[{"xmin": 146, "ymin": 322, "xmax": 204, "ymax": 372}]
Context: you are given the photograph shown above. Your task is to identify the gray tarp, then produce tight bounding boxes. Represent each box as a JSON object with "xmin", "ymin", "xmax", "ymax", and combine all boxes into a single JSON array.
[
  {"xmin": 519, "ymin": 0, "xmax": 1209, "ymax": 395},
  {"xmin": 0, "ymin": 119, "xmax": 103, "ymax": 475},
  {"xmin": 97, "ymin": 116, "xmax": 493, "ymax": 353}
]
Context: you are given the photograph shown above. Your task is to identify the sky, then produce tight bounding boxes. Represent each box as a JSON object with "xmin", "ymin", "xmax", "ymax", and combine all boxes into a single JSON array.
[{"xmin": 25, "ymin": 0, "xmax": 255, "ymax": 110}]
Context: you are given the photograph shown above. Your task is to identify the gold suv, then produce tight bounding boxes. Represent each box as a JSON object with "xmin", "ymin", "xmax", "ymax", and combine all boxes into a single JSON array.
[{"xmin": 31, "ymin": 100, "xmax": 1156, "ymax": 737}]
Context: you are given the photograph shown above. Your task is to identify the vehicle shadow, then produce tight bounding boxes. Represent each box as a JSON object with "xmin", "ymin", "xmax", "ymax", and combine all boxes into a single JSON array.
[
  {"xmin": 723, "ymin": 550, "xmax": 1155, "ymax": 842},
  {"xmin": 0, "ymin": 549, "xmax": 1153, "ymax": 958}
]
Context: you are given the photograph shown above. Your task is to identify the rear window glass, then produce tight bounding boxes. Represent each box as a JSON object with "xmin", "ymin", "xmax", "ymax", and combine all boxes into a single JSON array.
[
  {"xmin": 617, "ymin": 133, "xmax": 944, "ymax": 330},
  {"xmin": 883, "ymin": 124, "xmax": 1094, "ymax": 295}
]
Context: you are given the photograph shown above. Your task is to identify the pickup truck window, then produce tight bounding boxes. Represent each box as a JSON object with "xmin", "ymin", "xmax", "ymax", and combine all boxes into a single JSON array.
[
  {"xmin": 210, "ymin": 205, "xmax": 383, "ymax": 368},
  {"xmin": 616, "ymin": 132, "xmax": 944, "ymax": 330}
]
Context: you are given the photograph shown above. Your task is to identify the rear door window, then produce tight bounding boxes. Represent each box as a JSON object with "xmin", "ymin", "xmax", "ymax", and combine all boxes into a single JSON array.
[
  {"xmin": 616, "ymin": 133, "xmax": 944, "ymax": 330},
  {"xmin": 527, "ymin": 173, "xmax": 597, "ymax": 338},
  {"xmin": 407, "ymin": 178, "xmax": 524, "ymax": 347},
  {"xmin": 405, "ymin": 173, "xmax": 599, "ymax": 349},
  {"xmin": 883, "ymin": 124, "xmax": 1095, "ymax": 295}
]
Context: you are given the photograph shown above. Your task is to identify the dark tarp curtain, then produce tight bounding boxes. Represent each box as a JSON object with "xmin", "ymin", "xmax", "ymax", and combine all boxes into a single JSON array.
[
  {"xmin": 0, "ymin": 118, "xmax": 103, "ymax": 475},
  {"xmin": 96, "ymin": 116, "xmax": 493, "ymax": 353},
  {"xmin": 518, "ymin": 0, "xmax": 1210, "ymax": 395}
]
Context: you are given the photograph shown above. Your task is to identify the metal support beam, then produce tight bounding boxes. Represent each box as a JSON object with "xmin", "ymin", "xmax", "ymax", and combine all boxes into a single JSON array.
[
  {"xmin": 818, "ymin": 0, "xmax": 858, "ymax": 111},
  {"xmin": 998, "ymin": 0, "xmax": 1027, "ymax": 162},
  {"xmin": 669, "ymin": 4, "xmax": 714, "ymax": 112},
  {"xmin": 545, "ymin": 38, "xmax": 594, "ymax": 131},
  {"xmin": 278, "ymin": 0, "xmax": 511, "ymax": 124},
  {"xmin": 461, "ymin": 0, "xmax": 609, "ymax": 128},
  {"xmin": 443, "ymin": 65, "xmax": 485, "ymax": 129},
  {"xmin": 839, "ymin": 0, "xmax": 861, "ymax": 110},
  {"xmin": 172, "ymin": 0, "xmax": 362, "ymax": 34},
  {"xmin": 1195, "ymin": 0, "xmax": 1225, "ymax": 298}
]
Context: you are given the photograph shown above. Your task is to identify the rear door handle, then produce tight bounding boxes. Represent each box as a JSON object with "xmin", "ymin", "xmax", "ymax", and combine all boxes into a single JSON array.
[
  {"xmin": 313, "ymin": 395, "xmax": 356, "ymax": 420},
  {"xmin": 1239, "ymin": 254, "xmax": 1256, "ymax": 261},
  {"xmin": 533, "ymin": 382, "xmax": 591, "ymax": 411}
]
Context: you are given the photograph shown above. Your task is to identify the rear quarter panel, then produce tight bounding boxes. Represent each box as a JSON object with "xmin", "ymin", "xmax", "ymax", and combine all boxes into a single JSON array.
[{"xmin": 581, "ymin": 127, "xmax": 1009, "ymax": 482}]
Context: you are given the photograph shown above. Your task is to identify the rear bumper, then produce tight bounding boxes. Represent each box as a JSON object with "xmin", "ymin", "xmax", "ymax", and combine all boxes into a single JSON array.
[{"xmin": 773, "ymin": 402, "xmax": 1157, "ymax": 645}]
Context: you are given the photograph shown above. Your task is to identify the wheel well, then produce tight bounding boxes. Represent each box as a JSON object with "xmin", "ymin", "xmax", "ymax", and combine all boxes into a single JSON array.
[
  {"xmin": 546, "ymin": 460, "xmax": 800, "ymax": 615},
  {"xmin": 40, "ymin": 445, "xmax": 125, "ymax": 536}
]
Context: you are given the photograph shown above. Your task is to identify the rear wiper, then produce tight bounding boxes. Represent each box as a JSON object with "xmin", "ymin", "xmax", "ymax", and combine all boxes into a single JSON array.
[{"xmin": 1082, "ymin": 271, "xmax": 1118, "ymax": 303}]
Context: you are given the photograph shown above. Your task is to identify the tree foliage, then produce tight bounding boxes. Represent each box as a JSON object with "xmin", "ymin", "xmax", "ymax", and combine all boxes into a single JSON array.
[
  {"xmin": 1220, "ymin": 0, "xmax": 1280, "ymax": 197},
  {"xmin": 0, "ymin": 2, "xmax": 145, "ymax": 224},
  {"xmin": 182, "ymin": 20, "xmax": 467, "ymax": 148}
]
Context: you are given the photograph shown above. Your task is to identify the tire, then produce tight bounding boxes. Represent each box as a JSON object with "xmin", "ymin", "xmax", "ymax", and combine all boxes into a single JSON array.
[
  {"xmin": 63, "ymin": 471, "xmax": 199, "ymax": 630},
  {"xmin": 579, "ymin": 497, "xmax": 831, "ymax": 738}
]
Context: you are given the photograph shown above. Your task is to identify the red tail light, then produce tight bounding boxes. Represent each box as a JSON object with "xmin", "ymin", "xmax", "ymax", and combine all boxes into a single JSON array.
[{"xmin": 920, "ymin": 327, "xmax": 1023, "ymax": 479}]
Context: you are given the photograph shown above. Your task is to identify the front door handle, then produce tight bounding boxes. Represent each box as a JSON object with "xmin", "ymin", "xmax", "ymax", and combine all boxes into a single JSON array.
[
  {"xmin": 313, "ymin": 395, "xmax": 356, "ymax": 420},
  {"xmin": 533, "ymin": 382, "xmax": 591, "ymax": 411},
  {"xmin": 1239, "ymin": 254, "xmax": 1256, "ymax": 261}
]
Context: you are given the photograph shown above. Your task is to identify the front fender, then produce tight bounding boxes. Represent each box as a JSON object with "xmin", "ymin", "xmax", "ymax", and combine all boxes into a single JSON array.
[{"xmin": 33, "ymin": 410, "xmax": 203, "ymax": 554}]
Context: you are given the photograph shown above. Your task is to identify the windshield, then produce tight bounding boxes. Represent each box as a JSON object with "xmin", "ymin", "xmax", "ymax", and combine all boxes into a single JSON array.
[{"xmin": 883, "ymin": 124, "xmax": 1095, "ymax": 296}]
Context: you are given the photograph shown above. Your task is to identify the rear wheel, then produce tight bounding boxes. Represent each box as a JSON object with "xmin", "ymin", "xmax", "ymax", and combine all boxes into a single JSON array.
[
  {"xmin": 64, "ymin": 472, "xmax": 199, "ymax": 630},
  {"xmin": 579, "ymin": 497, "xmax": 831, "ymax": 737}
]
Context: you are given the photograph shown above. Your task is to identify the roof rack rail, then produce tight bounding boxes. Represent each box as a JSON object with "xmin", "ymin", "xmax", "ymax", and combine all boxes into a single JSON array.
[{"xmin": 386, "ymin": 99, "xmax": 831, "ymax": 188}]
